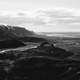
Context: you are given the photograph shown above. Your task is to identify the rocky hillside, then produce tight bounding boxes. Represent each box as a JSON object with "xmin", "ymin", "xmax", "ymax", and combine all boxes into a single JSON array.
[
  {"xmin": 0, "ymin": 25, "xmax": 29, "ymax": 49},
  {"xmin": 10, "ymin": 26, "xmax": 35, "ymax": 37},
  {"xmin": 0, "ymin": 25, "xmax": 35, "ymax": 40},
  {"xmin": 0, "ymin": 25, "xmax": 16, "ymax": 40},
  {"xmin": 0, "ymin": 41, "xmax": 79, "ymax": 80},
  {"xmin": 0, "ymin": 25, "xmax": 46, "ymax": 43}
]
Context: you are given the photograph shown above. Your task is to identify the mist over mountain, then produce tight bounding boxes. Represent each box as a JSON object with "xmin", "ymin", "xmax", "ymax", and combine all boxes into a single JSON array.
[
  {"xmin": 0, "ymin": 25, "xmax": 35, "ymax": 40},
  {"xmin": 0, "ymin": 25, "xmax": 36, "ymax": 49}
]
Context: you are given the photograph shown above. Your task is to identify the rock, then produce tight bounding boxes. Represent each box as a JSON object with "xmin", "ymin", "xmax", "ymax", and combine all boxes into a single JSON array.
[
  {"xmin": 8, "ymin": 56, "xmax": 80, "ymax": 80},
  {"xmin": 27, "ymin": 42, "xmax": 74, "ymax": 59}
]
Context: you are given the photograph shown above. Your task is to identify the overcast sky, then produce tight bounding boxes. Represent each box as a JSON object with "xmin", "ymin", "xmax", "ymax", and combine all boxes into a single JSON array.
[{"xmin": 0, "ymin": 0, "xmax": 80, "ymax": 32}]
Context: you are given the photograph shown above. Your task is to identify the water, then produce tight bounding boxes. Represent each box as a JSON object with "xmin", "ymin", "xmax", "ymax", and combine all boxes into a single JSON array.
[{"xmin": 41, "ymin": 32, "xmax": 80, "ymax": 38}]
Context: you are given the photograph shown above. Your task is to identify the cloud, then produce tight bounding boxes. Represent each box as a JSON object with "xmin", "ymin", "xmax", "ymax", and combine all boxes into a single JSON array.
[
  {"xmin": 33, "ymin": 8, "xmax": 80, "ymax": 32},
  {"xmin": 38, "ymin": 8, "xmax": 74, "ymax": 18},
  {"xmin": 17, "ymin": 12, "xmax": 27, "ymax": 17},
  {"xmin": 0, "ymin": 8, "xmax": 79, "ymax": 25},
  {"xmin": 37, "ymin": 8, "xmax": 80, "ymax": 25},
  {"xmin": 0, "ymin": 8, "xmax": 80, "ymax": 32},
  {"xmin": 0, "ymin": 11, "xmax": 46, "ymax": 27}
]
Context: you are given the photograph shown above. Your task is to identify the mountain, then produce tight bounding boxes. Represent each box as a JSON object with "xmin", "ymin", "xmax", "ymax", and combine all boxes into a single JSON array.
[
  {"xmin": 0, "ymin": 25, "xmax": 46, "ymax": 49},
  {"xmin": 11, "ymin": 26, "xmax": 35, "ymax": 37},
  {"xmin": 0, "ymin": 25, "xmax": 32, "ymax": 49},
  {"xmin": 0, "ymin": 25, "xmax": 35, "ymax": 40},
  {"xmin": 0, "ymin": 25, "xmax": 16, "ymax": 40}
]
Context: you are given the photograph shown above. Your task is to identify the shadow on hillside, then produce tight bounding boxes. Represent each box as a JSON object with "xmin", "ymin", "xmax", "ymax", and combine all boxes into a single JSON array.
[{"xmin": 0, "ymin": 39, "xmax": 25, "ymax": 49}]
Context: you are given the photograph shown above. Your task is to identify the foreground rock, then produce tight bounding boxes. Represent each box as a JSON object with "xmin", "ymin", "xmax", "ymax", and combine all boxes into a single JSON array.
[
  {"xmin": 8, "ymin": 56, "xmax": 80, "ymax": 80},
  {"xmin": 0, "ymin": 42, "xmax": 80, "ymax": 80}
]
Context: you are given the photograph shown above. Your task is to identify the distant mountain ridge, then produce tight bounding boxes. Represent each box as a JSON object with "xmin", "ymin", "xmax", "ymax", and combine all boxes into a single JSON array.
[
  {"xmin": 0, "ymin": 25, "xmax": 36, "ymax": 49},
  {"xmin": 0, "ymin": 25, "xmax": 35, "ymax": 40}
]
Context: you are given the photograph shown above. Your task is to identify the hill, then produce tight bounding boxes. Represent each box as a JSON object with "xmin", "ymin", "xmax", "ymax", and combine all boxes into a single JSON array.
[
  {"xmin": 0, "ymin": 25, "xmax": 33, "ymax": 49},
  {"xmin": 0, "ymin": 25, "xmax": 35, "ymax": 40},
  {"xmin": 0, "ymin": 25, "xmax": 47, "ymax": 49},
  {"xmin": 0, "ymin": 41, "xmax": 79, "ymax": 80}
]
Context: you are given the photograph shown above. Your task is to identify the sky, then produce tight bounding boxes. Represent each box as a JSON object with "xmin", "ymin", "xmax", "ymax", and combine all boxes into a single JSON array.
[{"xmin": 0, "ymin": 0, "xmax": 80, "ymax": 32}]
